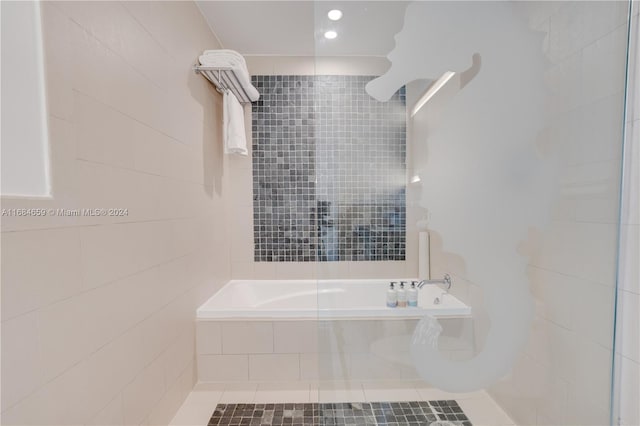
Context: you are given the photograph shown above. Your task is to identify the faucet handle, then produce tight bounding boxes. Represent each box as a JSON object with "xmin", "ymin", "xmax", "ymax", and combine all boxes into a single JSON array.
[
  {"xmin": 443, "ymin": 274, "xmax": 452, "ymax": 291},
  {"xmin": 411, "ymin": 280, "xmax": 419, "ymax": 286}
]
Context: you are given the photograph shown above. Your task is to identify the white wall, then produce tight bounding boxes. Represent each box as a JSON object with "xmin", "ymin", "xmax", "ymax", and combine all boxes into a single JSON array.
[
  {"xmin": 615, "ymin": 2, "xmax": 640, "ymax": 425},
  {"xmin": 1, "ymin": 1, "xmax": 51, "ymax": 197},
  {"xmin": 1, "ymin": 2, "xmax": 231, "ymax": 424},
  {"xmin": 475, "ymin": 2, "xmax": 632, "ymax": 425}
]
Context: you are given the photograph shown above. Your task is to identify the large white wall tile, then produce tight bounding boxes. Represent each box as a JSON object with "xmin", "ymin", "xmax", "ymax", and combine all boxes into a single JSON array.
[
  {"xmin": 548, "ymin": 2, "xmax": 584, "ymax": 64},
  {"xmin": 617, "ymin": 290, "xmax": 640, "ymax": 363},
  {"xmin": 619, "ymin": 226, "xmax": 639, "ymax": 295},
  {"xmin": 0, "ymin": 361, "xmax": 90, "ymax": 426},
  {"xmin": 82, "ymin": 325, "xmax": 148, "ymax": 417},
  {"xmin": 347, "ymin": 353, "xmax": 401, "ymax": 381},
  {"xmin": 581, "ymin": 1, "xmax": 629, "ymax": 46},
  {"xmin": 572, "ymin": 282, "xmax": 615, "ymax": 349},
  {"xmin": 535, "ymin": 221, "xmax": 618, "ymax": 286},
  {"xmin": 79, "ymin": 221, "xmax": 173, "ymax": 290},
  {"xmin": 618, "ymin": 356, "xmax": 640, "ymax": 426},
  {"xmin": 198, "ymin": 355, "xmax": 249, "ymax": 382},
  {"xmin": 1, "ymin": 313, "xmax": 42, "ymax": 409},
  {"xmin": 86, "ymin": 394, "xmax": 123, "ymax": 426},
  {"xmin": 162, "ymin": 328, "xmax": 197, "ymax": 390},
  {"xmin": 299, "ymin": 353, "xmax": 320, "ymax": 381},
  {"xmin": 1, "ymin": 228, "xmax": 82, "ymax": 321},
  {"xmin": 582, "ymin": 25, "xmax": 629, "ymax": 103},
  {"xmin": 274, "ymin": 321, "xmax": 319, "ymax": 354},
  {"xmin": 150, "ymin": 363, "xmax": 197, "ymax": 426},
  {"xmin": 196, "ymin": 321, "xmax": 222, "ymax": 355},
  {"xmin": 249, "ymin": 354, "xmax": 300, "ymax": 381},
  {"xmin": 122, "ymin": 357, "xmax": 166, "ymax": 426},
  {"xmin": 55, "ymin": 1, "xmax": 170, "ymax": 89},
  {"xmin": 222, "ymin": 321, "xmax": 274, "ymax": 354},
  {"xmin": 622, "ymin": 121, "xmax": 639, "ymax": 226},
  {"xmin": 37, "ymin": 296, "xmax": 91, "ymax": 382},
  {"xmin": 73, "ymin": 92, "xmax": 135, "ymax": 169},
  {"xmin": 528, "ymin": 266, "xmax": 577, "ymax": 330}
]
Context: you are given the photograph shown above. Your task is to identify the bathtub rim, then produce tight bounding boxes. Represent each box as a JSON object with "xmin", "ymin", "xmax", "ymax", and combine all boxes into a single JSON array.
[{"xmin": 197, "ymin": 278, "xmax": 472, "ymax": 321}]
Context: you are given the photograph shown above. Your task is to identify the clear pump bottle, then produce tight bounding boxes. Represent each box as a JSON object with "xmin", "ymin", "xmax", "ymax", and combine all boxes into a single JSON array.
[
  {"xmin": 386, "ymin": 282, "xmax": 398, "ymax": 308},
  {"xmin": 397, "ymin": 282, "xmax": 407, "ymax": 307},
  {"xmin": 408, "ymin": 282, "xmax": 418, "ymax": 307}
]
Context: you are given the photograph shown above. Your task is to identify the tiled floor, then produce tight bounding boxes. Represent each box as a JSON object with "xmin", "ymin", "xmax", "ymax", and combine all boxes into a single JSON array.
[
  {"xmin": 170, "ymin": 382, "xmax": 516, "ymax": 426},
  {"xmin": 208, "ymin": 401, "xmax": 470, "ymax": 425}
]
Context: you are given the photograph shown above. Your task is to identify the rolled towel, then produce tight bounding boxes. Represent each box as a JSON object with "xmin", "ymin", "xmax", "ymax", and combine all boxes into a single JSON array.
[{"xmin": 223, "ymin": 91, "xmax": 248, "ymax": 156}]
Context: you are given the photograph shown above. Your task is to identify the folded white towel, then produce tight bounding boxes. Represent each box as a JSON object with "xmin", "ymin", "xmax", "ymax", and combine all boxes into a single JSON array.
[
  {"xmin": 201, "ymin": 49, "xmax": 249, "ymax": 69},
  {"xmin": 199, "ymin": 51, "xmax": 259, "ymax": 102},
  {"xmin": 223, "ymin": 91, "xmax": 248, "ymax": 156}
]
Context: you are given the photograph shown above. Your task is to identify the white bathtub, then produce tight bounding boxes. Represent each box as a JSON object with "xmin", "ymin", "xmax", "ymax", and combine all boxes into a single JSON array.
[{"xmin": 197, "ymin": 279, "xmax": 471, "ymax": 320}]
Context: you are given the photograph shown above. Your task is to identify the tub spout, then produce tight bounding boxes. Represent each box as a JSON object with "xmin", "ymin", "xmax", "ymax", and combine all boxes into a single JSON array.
[{"xmin": 414, "ymin": 274, "xmax": 452, "ymax": 291}]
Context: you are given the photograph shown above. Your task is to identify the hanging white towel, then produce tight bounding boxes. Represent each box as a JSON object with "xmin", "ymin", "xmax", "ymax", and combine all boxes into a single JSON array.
[{"xmin": 223, "ymin": 91, "xmax": 248, "ymax": 156}]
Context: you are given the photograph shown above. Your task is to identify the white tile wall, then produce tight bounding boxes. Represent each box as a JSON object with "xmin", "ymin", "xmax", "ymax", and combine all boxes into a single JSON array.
[
  {"xmin": 248, "ymin": 354, "xmax": 300, "ymax": 381},
  {"xmin": 197, "ymin": 318, "xmax": 470, "ymax": 384},
  {"xmin": 484, "ymin": 2, "xmax": 639, "ymax": 426},
  {"xmin": 222, "ymin": 322, "xmax": 274, "ymax": 354},
  {"xmin": 0, "ymin": 313, "xmax": 42, "ymax": 409},
  {"xmin": 1, "ymin": 228, "xmax": 83, "ymax": 321},
  {"xmin": 0, "ymin": 1, "xmax": 230, "ymax": 425},
  {"xmin": 196, "ymin": 321, "xmax": 222, "ymax": 355},
  {"xmin": 253, "ymin": 382, "xmax": 311, "ymax": 403},
  {"xmin": 615, "ymin": 3, "xmax": 640, "ymax": 426},
  {"xmin": 273, "ymin": 321, "xmax": 319, "ymax": 353},
  {"xmin": 197, "ymin": 355, "xmax": 249, "ymax": 382},
  {"xmin": 361, "ymin": 381, "xmax": 421, "ymax": 402}
]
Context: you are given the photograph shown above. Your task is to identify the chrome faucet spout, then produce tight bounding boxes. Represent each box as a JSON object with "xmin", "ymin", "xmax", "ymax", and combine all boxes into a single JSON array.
[{"xmin": 415, "ymin": 274, "xmax": 452, "ymax": 291}]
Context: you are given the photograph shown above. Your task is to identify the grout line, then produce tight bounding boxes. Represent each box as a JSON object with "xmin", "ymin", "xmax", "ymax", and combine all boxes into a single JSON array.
[{"xmin": 1, "ymin": 214, "xmax": 211, "ymax": 235}]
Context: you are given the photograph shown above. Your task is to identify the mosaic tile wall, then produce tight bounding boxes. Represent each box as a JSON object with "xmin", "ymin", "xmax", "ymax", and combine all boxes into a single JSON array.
[{"xmin": 251, "ymin": 75, "xmax": 406, "ymax": 262}]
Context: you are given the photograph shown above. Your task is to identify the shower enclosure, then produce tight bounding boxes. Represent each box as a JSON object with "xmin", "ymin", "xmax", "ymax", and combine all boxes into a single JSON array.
[{"xmin": 308, "ymin": 1, "xmax": 634, "ymax": 425}]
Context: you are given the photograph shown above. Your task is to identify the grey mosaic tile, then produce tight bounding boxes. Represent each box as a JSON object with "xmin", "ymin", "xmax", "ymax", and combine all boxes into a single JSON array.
[
  {"xmin": 207, "ymin": 401, "xmax": 472, "ymax": 426},
  {"xmin": 251, "ymin": 75, "xmax": 406, "ymax": 262}
]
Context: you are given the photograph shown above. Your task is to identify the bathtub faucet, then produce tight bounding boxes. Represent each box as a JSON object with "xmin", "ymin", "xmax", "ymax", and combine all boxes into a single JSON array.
[{"xmin": 413, "ymin": 274, "xmax": 452, "ymax": 291}]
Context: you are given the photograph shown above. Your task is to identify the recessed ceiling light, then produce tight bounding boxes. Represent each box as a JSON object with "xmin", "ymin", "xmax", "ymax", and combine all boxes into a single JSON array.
[
  {"xmin": 328, "ymin": 9, "xmax": 343, "ymax": 21},
  {"xmin": 324, "ymin": 30, "xmax": 338, "ymax": 40}
]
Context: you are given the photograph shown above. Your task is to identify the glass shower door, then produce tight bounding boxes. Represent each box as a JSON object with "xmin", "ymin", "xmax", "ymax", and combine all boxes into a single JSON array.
[{"xmin": 312, "ymin": 2, "xmax": 632, "ymax": 425}]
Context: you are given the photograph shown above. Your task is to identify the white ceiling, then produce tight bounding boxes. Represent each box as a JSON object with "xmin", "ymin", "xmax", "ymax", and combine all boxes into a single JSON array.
[{"xmin": 196, "ymin": 1, "xmax": 409, "ymax": 57}]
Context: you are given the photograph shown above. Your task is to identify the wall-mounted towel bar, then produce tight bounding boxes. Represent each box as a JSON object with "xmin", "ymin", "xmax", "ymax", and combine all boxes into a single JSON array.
[{"xmin": 193, "ymin": 65, "xmax": 254, "ymax": 104}]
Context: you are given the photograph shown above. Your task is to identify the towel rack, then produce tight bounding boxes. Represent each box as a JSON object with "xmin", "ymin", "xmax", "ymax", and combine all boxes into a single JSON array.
[{"xmin": 193, "ymin": 65, "xmax": 254, "ymax": 104}]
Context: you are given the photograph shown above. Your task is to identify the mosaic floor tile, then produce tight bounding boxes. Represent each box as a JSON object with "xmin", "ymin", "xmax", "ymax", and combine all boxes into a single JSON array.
[{"xmin": 207, "ymin": 401, "xmax": 472, "ymax": 426}]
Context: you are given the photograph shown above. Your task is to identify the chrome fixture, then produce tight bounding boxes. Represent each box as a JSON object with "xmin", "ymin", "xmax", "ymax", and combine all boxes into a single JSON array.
[{"xmin": 413, "ymin": 274, "xmax": 452, "ymax": 291}]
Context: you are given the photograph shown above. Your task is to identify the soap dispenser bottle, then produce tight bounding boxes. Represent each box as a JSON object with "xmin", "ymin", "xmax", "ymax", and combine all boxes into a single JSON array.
[
  {"xmin": 386, "ymin": 282, "xmax": 398, "ymax": 308},
  {"xmin": 408, "ymin": 282, "xmax": 418, "ymax": 307},
  {"xmin": 397, "ymin": 282, "xmax": 407, "ymax": 307}
]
